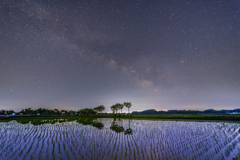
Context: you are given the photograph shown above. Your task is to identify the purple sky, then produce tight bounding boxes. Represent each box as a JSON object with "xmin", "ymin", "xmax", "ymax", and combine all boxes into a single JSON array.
[{"xmin": 0, "ymin": 0, "xmax": 240, "ymax": 112}]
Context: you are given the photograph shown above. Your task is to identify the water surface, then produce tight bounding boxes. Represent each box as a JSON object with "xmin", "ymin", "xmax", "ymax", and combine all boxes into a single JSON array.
[{"xmin": 0, "ymin": 118, "xmax": 239, "ymax": 160}]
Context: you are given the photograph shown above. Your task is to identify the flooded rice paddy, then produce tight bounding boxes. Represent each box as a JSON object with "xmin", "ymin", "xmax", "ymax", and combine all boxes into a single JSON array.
[{"xmin": 0, "ymin": 118, "xmax": 240, "ymax": 160}]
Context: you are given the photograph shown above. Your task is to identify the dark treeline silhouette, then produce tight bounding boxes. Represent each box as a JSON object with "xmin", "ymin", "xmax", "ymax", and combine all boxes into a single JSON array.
[
  {"xmin": 0, "ymin": 102, "xmax": 132, "ymax": 116},
  {"xmin": 0, "ymin": 105, "xmax": 106, "ymax": 116},
  {"xmin": 1, "ymin": 103, "xmax": 240, "ymax": 116},
  {"xmin": 0, "ymin": 110, "xmax": 15, "ymax": 115},
  {"xmin": 132, "ymin": 109, "xmax": 240, "ymax": 115},
  {"xmin": 0, "ymin": 108, "xmax": 78, "ymax": 116}
]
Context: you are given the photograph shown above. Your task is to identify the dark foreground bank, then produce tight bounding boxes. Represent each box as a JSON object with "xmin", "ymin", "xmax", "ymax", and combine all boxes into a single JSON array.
[{"xmin": 1, "ymin": 114, "xmax": 240, "ymax": 122}]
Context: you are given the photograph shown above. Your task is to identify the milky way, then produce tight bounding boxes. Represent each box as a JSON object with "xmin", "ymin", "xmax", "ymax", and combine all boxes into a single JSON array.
[{"xmin": 0, "ymin": 0, "xmax": 240, "ymax": 112}]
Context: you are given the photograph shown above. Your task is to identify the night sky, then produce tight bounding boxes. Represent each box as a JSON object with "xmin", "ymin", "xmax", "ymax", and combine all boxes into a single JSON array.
[{"xmin": 1, "ymin": 0, "xmax": 240, "ymax": 112}]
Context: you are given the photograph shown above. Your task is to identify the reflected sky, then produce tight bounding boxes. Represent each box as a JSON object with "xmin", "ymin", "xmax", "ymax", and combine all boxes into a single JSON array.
[{"xmin": 0, "ymin": 118, "xmax": 239, "ymax": 159}]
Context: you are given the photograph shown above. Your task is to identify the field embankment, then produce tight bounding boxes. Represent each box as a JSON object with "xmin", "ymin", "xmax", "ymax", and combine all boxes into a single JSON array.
[{"xmin": 1, "ymin": 114, "xmax": 240, "ymax": 122}]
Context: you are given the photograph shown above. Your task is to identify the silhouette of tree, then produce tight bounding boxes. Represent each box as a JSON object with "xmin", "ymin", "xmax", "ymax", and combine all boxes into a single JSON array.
[
  {"xmin": 79, "ymin": 108, "xmax": 97, "ymax": 116},
  {"xmin": 110, "ymin": 105, "xmax": 118, "ymax": 114},
  {"xmin": 94, "ymin": 105, "xmax": 105, "ymax": 114},
  {"xmin": 124, "ymin": 102, "xmax": 132, "ymax": 114},
  {"xmin": 116, "ymin": 103, "xmax": 124, "ymax": 114}
]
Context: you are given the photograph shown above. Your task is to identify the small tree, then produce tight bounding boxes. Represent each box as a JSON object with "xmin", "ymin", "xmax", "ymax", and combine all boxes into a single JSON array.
[
  {"xmin": 79, "ymin": 108, "xmax": 96, "ymax": 116},
  {"xmin": 24, "ymin": 108, "xmax": 33, "ymax": 115},
  {"xmin": 60, "ymin": 110, "xmax": 66, "ymax": 115},
  {"xmin": 54, "ymin": 109, "xmax": 59, "ymax": 115},
  {"xmin": 116, "ymin": 103, "xmax": 124, "ymax": 114},
  {"xmin": 98, "ymin": 105, "xmax": 105, "ymax": 113},
  {"xmin": 124, "ymin": 102, "xmax": 132, "ymax": 114},
  {"xmin": 36, "ymin": 108, "xmax": 43, "ymax": 115},
  {"xmin": 79, "ymin": 109, "xmax": 86, "ymax": 116},
  {"xmin": 88, "ymin": 108, "xmax": 97, "ymax": 115},
  {"xmin": 94, "ymin": 105, "xmax": 105, "ymax": 114},
  {"xmin": 110, "ymin": 105, "xmax": 117, "ymax": 114}
]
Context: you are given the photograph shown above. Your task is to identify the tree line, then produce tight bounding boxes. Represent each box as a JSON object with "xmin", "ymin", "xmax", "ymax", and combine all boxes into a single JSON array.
[
  {"xmin": 110, "ymin": 102, "xmax": 132, "ymax": 114},
  {"xmin": 0, "ymin": 102, "xmax": 132, "ymax": 116},
  {"xmin": 77, "ymin": 102, "xmax": 132, "ymax": 116}
]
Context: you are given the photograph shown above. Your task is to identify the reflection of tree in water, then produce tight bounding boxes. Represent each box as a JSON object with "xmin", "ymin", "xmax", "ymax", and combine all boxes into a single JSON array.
[
  {"xmin": 77, "ymin": 118, "xmax": 93, "ymax": 125},
  {"xmin": 91, "ymin": 121, "xmax": 104, "ymax": 129},
  {"xmin": 124, "ymin": 128, "xmax": 133, "ymax": 135},
  {"xmin": 17, "ymin": 119, "xmax": 70, "ymax": 126},
  {"xmin": 110, "ymin": 121, "xmax": 124, "ymax": 133},
  {"xmin": 77, "ymin": 118, "xmax": 104, "ymax": 130},
  {"xmin": 15, "ymin": 118, "xmax": 105, "ymax": 130},
  {"xmin": 124, "ymin": 119, "xmax": 133, "ymax": 135},
  {"xmin": 110, "ymin": 119, "xmax": 133, "ymax": 135}
]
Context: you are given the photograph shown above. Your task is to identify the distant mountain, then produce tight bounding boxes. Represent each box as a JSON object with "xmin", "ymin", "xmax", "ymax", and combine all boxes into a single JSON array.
[{"xmin": 131, "ymin": 109, "xmax": 240, "ymax": 115}]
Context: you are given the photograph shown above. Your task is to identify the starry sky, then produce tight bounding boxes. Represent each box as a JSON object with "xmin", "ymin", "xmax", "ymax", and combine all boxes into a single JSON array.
[{"xmin": 0, "ymin": 0, "xmax": 240, "ymax": 112}]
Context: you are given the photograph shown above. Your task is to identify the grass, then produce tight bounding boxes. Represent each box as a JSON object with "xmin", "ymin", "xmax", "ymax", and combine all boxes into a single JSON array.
[{"xmin": 1, "ymin": 114, "xmax": 240, "ymax": 122}]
